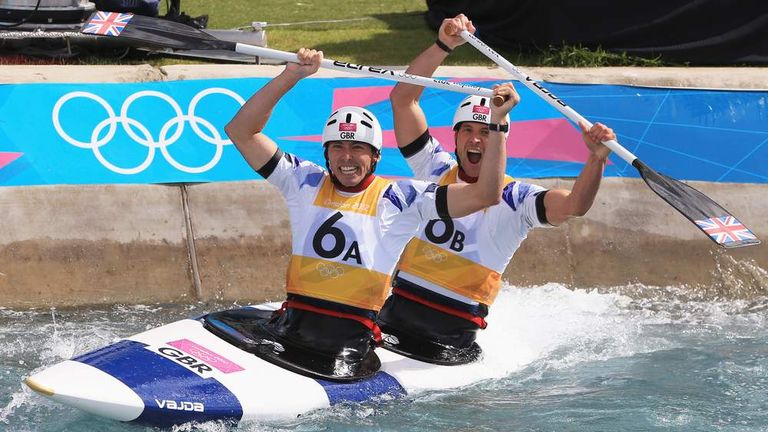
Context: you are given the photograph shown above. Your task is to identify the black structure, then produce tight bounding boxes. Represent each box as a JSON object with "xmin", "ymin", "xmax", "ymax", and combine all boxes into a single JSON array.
[
  {"xmin": 426, "ymin": 0, "xmax": 768, "ymax": 65},
  {"xmin": 91, "ymin": 0, "xmax": 160, "ymax": 17}
]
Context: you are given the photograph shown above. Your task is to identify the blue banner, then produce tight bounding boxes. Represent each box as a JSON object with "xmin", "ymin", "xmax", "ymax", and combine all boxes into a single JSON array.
[{"xmin": 0, "ymin": 77, "xmax": 765, "ymax": 186}]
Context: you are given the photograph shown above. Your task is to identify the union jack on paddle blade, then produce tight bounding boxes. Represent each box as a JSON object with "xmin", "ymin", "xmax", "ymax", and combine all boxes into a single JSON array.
[
  {"xmin": 82, "ymin": 11, "xmax": 134, "ymax": 37},
  {"xmin": 695, "ymin": 215, "xmax": 760, "ymax": 248}
]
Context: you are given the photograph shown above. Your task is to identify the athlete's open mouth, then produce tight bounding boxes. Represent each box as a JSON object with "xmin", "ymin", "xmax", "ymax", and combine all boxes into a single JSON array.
[{"xmin": 467, "ymin": 149, "xmax": 482, "ymax": 164}]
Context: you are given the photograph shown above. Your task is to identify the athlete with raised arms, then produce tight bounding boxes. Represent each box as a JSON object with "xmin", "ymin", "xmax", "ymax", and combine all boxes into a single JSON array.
[
  {"xmin": 377, "ymin": 14, "xmax": 617, "ymax": 365},
  {"xmin": 224, "ymin": 46, "xmax": 519, "ymax": 380}
]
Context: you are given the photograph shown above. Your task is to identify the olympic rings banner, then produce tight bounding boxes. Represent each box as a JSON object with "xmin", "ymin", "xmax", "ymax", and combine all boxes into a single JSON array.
[{"xmin": 0, "ymin": 77, "xmax": 766, "ymax": 186}]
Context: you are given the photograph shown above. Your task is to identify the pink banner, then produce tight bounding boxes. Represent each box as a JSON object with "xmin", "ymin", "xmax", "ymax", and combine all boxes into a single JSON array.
[{"xmin": 168, "ymin": 339, "xmax": 244, "ymax": 374}]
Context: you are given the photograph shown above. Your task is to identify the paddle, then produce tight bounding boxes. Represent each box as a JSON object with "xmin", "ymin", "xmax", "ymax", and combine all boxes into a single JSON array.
[
  {"xmin": 79, "ymin": 11, "xmax": 496, "ymax": 99},
  {"xmin": 459, "ymin": 30, "xmax": 759, "ymax": 248}
]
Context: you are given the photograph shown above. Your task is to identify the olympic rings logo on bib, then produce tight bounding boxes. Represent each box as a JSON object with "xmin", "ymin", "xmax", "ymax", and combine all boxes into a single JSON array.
[
  {"xmin": 316, "ymin": 262, "xmax": 345, "ymax": 279},
  {"xmin": 424, "ymin": 246, "xmax": 448, "ymax": 263},
  {"xmin": 51, "ymin": 88, "xmax": 245, "ymax": 175}
]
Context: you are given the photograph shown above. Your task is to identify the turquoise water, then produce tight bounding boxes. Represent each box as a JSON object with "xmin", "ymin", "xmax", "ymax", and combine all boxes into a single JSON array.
[{"xmin": 2, "ymin": 281, "xmax": 768, "ymax": 432}]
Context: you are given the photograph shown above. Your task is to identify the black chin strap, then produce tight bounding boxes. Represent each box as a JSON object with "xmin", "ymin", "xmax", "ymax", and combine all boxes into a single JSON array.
[
  {"xmin": 453, "ymin": 132, "xmax": 462, "ymax": 171},
  {"xmin": 453, "ymin": 131, "xmax": 479, "ymax": 183}
]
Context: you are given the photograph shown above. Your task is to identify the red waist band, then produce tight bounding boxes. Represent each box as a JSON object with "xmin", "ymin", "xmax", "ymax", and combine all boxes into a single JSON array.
[
  {"xmin": 280, "ymin": 299, "xmax": 382, "ymax": 345},
  {"xmin": 392, "ymin": 287, "xmax": 488, "ymax": 329}
]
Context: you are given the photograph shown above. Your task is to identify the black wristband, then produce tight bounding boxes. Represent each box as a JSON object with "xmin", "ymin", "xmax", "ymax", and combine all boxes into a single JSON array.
[
  {"xmin": 435, "ymin": 39, "xmax": 453, "ymax": 53},
  {"xmin": 488, "ymin": 123, "xmax": 509, "ymax": 133}
]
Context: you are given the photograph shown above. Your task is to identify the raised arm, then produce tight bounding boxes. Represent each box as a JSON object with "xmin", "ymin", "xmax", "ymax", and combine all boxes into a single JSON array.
[
  {"xmin": 443, "ymin": 83, "xmax": 519, "ymax": 218},
  {"xmin": 389, "ymin": 14, "xmax": 476, "ymax": 147},
  {"xmin": 225, "ymin": 48, "xmax": 323, "ymax": 172},
  {"xmin": 543, "ymin": 122, "xmax": 615, "ymax": 225}
]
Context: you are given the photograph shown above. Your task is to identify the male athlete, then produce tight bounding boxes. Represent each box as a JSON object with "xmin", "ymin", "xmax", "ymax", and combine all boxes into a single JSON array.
[
  {"xmin": 224, "ymin": 47, "xmax": 519, "ymax": 380},
  {"xmin": 377, "ymin": 14, "xmax": 617, "ymax": 365}
]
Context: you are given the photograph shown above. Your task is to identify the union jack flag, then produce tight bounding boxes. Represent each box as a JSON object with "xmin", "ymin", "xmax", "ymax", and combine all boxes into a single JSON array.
[
  {"xmin": 695, "ymin": 215, "xmax": 757, "ymax": 245},
  {"xmin": 82, "ymin": 12, "xmax": 134, "ymax": 37}
]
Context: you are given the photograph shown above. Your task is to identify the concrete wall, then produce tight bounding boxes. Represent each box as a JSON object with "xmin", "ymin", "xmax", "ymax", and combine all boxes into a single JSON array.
[
  {"xmin": 1, "ymin": 65, "xmax": 766, "ymax": 307},
  {"xmin": 0, "ymin": 184, "xmax": 194, "ymax": 308},
  {"xmin": 511, "ymin": 179, "xmax": 768, "ymax": 297},
  {"xmin": 183, "ymin": 178, "xmax": 768, "ymax": 305}
]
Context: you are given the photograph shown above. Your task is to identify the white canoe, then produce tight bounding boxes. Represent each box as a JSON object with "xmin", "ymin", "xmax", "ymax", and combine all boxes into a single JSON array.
[{"xmin": 25, "ymin": 303, "xmax": 504, "ymax": 427}]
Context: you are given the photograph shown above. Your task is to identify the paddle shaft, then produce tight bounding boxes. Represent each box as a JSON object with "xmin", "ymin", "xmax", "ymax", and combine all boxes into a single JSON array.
[
  {"xmin": 459, "ymin": 30, "xmax": 638, "ymax": 165},
  {"xmin": 235, "ymin": 43, "xmax": 495, "ymax": 99},
  {"xmin": 83, "ymin": 13, "xmax": 499, "ymax": 101}
]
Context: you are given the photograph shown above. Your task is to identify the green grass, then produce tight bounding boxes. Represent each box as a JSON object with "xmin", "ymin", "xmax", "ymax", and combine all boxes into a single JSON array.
[
  {"xmin": 163, "ymin": 0, "xmax": 666, "ymax": 67},
  {"xmin": 541, "ymin": 44, "xmax": 664, "ymax": 67},
  {"xmin": 165, "ymin": 0, "xmax": 491, "ymax": 65},
  {"xmin": 0, "ymin": 0, "xmax": 668, "ymax": 67}
]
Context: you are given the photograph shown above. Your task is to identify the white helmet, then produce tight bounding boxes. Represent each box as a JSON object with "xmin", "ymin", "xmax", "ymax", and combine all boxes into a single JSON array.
[
  {"xmin": 321, "ymin": 106, "xmax": 383, "ymax": 152},
  {"xmin": 452, "ymin": 95, "xmax": 508, "ymax": 130}
]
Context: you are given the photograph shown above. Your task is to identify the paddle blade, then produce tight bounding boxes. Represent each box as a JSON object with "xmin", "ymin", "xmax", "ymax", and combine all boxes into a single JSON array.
[
  {"xmin": 633, "ymin": 160, "xmax": 760, "ymax": 248},
  {"xmin": 81, "ymin": 11, "xmax": 234, "ymax": 51}
]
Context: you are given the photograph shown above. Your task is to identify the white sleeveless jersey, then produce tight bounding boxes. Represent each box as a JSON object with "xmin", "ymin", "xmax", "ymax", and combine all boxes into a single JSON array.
[
  {"xmin": 396, "ymin": 135, "xmax": 549, "ymax": 306},
  {"xmin": 266, "ymin": 152, "xmax": 442, "ymax": 311}
]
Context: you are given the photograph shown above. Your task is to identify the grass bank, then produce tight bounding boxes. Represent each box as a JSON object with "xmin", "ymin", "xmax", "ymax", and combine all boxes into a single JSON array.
[
  {"xmin": 0, "ymin": 0, "xmax": 664, "ymax": 67},
  {"xmin": 165, "ymin": 0, "xmax": 662, "ymax": 67}
]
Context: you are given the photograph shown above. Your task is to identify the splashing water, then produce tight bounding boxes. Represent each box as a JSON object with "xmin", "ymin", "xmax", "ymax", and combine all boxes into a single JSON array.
[{"xmin": 2, "ymin": 282, "xmax": 768, "ymax": 431}]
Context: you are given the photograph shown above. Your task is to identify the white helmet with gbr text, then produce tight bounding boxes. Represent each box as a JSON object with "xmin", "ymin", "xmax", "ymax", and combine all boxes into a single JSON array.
[
  {"xmin": 452, "ymin": 95, "xmax": 508, "ymax": 130},
  {"xmin": 321, "ymin": 106, "xmax": 383, "ymax": 151}
]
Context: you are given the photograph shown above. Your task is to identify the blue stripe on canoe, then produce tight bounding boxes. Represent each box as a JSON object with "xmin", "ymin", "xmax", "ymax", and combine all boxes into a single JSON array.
[
  {"xmin": 316, "ymin": 371, "xmax": 406, "ymax": 405},
  {"xmin": 75, "ymin": 339, "xmax": 243, "ymax": 427}
]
